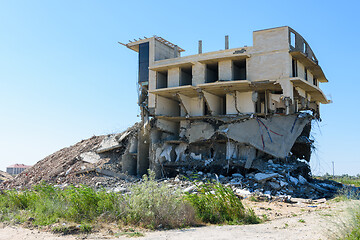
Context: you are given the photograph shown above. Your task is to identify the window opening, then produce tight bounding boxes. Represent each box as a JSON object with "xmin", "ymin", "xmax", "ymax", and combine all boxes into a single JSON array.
[
  {"xmin": 205, "ymin": 62, "xmax": 218, "ymax": 83},
  {"xmin": 156, "ymin": 71, "xmax": 168, "ymax": 89},
  {"xmin": 292, "ymin": 59, "xmax": 298, "ymax": 77},
  {"xmin": 180, "ymin": 66, "xmax": 192, "ymax": 86},
  {"xmin": 232, "ymin": 60, "xmax": 246, "ymax": 80}
]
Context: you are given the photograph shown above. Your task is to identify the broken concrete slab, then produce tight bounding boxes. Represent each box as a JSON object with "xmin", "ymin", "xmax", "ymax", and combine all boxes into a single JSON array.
[
  {"xmin": 96, "ymin": 134, "xmax": 123, "ymax": 153},
  {"xmin": 79, "ymin": 152, "xmax": 101, "ymax": 164},
  {"xmin": 218, "ymin": 114, "xmax": 312, "ymax": 159},
  {"xmin": 254, "ymin": 173, "xmax": 279, "ymax": 182}
]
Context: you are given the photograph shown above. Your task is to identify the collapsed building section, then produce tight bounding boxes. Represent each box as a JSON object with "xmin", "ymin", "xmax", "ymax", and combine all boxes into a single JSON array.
[{"xmin": 118, "ymin": 26, "xmax": 330, "ymax": 178}]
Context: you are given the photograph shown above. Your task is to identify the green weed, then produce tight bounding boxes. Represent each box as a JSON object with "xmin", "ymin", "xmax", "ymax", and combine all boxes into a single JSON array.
[{"xmin": 185, "ymin": 181, "xmax": 260, "ymax": 224}]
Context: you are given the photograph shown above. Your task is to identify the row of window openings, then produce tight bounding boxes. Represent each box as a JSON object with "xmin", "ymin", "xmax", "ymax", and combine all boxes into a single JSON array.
[
  {"xmin": 290, "ymin": 31, "xmax": 316, "ymax": 62},
  {"xmin": 292, "ymin": 59, "xmax": 318, "ymax": 86},
  {"xmin": 156, "ymin": 60, "xmax": 246, "ymax": 89},
  {"xmin": 166, "ymin": 91, "xmax": 285, "ymax": 117}
]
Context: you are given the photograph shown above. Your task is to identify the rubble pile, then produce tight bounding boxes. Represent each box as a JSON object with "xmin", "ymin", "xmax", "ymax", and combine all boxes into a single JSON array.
[
  {"xmin": 0, "ymin": 121, "xmax": 344, "ymax": 199},
  {"xmin": 1, "ymin": 123, "xmax": 140, "ymax": 190}
]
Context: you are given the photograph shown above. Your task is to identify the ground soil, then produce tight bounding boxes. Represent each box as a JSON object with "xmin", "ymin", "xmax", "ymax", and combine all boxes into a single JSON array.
[{"xmin": 0, "ymin": 199, "xmax": 356, "ymax": 240}]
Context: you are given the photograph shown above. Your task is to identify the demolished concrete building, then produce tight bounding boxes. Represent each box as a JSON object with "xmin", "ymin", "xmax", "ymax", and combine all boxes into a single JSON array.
[
  {"xmin": 1, "ymin": 26, "xmax": 338, "ymax": 198},
  {"xmin": 118, "ymin": 26, "xmax": 330, "ymax": 178}
]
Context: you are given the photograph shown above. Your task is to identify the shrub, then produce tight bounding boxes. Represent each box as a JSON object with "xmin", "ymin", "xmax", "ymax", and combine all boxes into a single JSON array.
[
  {"xmin": 185, "ymin": 181, "xmax": 260, "ymax": 224},
  {"xmin": 123, "ymin": 170, "xmax": 196, "ymax": 229}
]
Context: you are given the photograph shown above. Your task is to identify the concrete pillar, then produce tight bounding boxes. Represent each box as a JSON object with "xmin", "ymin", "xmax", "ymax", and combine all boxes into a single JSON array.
[
  {"xmin": 219, "ymin": 60, "xmax": 232, "ymax": 80},
  {"xmin": 198, "ymin": 40, "xmax": 202, "ymax": 54},
  {"xmin": 168, "ymin": 67, "xmax": 180, "ymax": 88},
  {"xmin": 192, "ymin": 62, "xmax": 206, "ymax": 86},
  {"xmin": 137, "ymin": 125, "xmax": 149, "ymax": 176},
  {"xmin": 122, "ymin": 151, "xmax": 137, "ymax": 175},
  {"xmin": 148, "ymin": 70, "xmax": 156, "ymax": 109},
  {"xmin": 149, "ymin": 129, "xmax": 162, "ymax": 178}
]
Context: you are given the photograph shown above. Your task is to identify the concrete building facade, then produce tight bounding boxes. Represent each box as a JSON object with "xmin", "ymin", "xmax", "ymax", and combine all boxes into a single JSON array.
[
  {"xmin": 120, "ymin": 26, "xmax": 329, "ymax": 177},
  {"xmin": 6, "ymin": 164, "xmax": 32, "ymax": 175}
]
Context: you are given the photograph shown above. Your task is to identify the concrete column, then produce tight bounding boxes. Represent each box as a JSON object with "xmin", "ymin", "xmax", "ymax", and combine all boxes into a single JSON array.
[
  {"xmin": 148, "ymin": 70, "xmax": 156, "ymax": 109},
  {"xmin": 192, "ymin": 62, "xmax": 206, "ymax": 86},
  {"xmin": 219, "ymin": 60, "xmax": 232, "ymax": 80},
  {"xmin": 168, "ymin": 67, "xmax": 180, "ymax": 88},
  {"xmin": 137, "ymin": 125, "xmax": 149, "ymax": 177}
]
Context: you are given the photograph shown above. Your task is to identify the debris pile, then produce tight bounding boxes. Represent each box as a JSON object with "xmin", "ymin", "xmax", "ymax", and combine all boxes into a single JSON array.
[{"xmin": 1, "ymin": 123, "xmax": 140, "ymax": 190}]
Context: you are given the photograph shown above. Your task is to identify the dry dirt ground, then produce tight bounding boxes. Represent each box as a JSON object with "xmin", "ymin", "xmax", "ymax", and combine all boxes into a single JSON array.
[{"xmin": 0, "ymin": 199, "xmax": 357, "ymax": 240}]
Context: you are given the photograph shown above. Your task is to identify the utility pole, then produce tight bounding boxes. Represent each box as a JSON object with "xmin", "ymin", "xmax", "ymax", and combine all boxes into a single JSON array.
[{"xmin": 332, "ymin": 161, "xmax": 335, "ymax": 178}]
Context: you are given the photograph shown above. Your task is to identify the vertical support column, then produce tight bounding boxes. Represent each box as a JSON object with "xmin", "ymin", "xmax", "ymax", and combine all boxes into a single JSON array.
[
  {"xmin": 168, "ymin": 67, "xmax": 180, "ymax": 88},
  {"xmin": 198, "ymin": 40, "xmax": 202, "ymax": 54},
  {"xmin": 219, "ymin": 60, "xmax": 232, "ymax": 81},
  {"xmin": 137, "ymin": 125, "xmax": 150, "ymax": 176},
  {"xmin": 192, "ymin": 62, "xmax": 206, "ymax": 86}
]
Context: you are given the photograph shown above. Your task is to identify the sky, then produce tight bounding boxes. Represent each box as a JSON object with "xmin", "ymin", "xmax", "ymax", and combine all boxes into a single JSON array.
[{"xmin": 0, "ymin": 0, "xmax": 359, "ymax": 175}]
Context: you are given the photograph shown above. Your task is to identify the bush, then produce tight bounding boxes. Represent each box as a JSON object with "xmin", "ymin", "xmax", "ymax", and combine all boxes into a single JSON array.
[
  {"xmin": 185, "ymin": 181, "xmax": 260, "ymax": 224},
  {"xmin": 122, "ymin": 171, "xmax": 196, "ymax": 229}
]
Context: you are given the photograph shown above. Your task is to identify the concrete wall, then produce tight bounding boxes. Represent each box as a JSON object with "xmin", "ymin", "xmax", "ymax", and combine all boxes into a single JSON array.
[
  {"xmin": 237, "ymin": 91, "xmax": 255, "ymax": 113},
  {"xmin": 248, "ymin": 27, "xmax": 291, "ymax": 81},
  {"xmin": 155, "ymin": 40, "xmax": 176, "ymax": 61},
  {"xmin": 226, "ymin": 91, "xmax": 254, "ymax": 114},
  {"xmin": 253, "ymin": 27, "xmax": 289, "ymax": 53},
  {"xmin": 247, "ymin": 51, "xmax": 292, "ymax": 81},
  {"xmin": 155, "ymin": 96, "xmax": 179, "ymax": 116}
]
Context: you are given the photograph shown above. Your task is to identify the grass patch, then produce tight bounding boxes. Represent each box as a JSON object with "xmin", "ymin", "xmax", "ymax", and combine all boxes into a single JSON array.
[
  {"xmin": 333, "ymin": 204, "xmax": 360, "ymax": 240},
  {"xmin": 0, "ymin": 171, "xmax": 261, "ymax": 234}
]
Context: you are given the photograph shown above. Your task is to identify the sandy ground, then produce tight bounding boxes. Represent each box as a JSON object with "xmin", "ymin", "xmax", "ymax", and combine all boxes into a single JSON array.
[{"xmin": 0, "ymin": 199, "xmax": 357, "ymax": 240}]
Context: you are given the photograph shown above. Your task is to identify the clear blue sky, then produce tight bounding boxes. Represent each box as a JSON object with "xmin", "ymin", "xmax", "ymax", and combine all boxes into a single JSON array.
[{"xmin": 0, "ymin": 0, "xmax": 359, "ymax": 175}]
